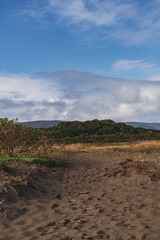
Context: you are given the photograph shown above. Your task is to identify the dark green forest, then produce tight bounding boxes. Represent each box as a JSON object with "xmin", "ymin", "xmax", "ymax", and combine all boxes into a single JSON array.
[{"xmin": 43, "ymin": 119, "xmax": 160, "ymax": 143}]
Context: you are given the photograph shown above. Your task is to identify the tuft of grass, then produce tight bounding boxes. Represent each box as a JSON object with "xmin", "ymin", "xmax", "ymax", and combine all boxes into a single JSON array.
[
  {"xmin": 130, "ymin": 141, "xmax": 160, "ymax": 152},
  {"xmin": 30, "ymin": 158, "xmax": 65, "ymax": 167},
  {"xmin": 62, "ymin": 143, "xmax": 85, "ymax": 152},
  {"xmin": 0, "ymin": 156, "xmax": 65, "ymax": 168}
]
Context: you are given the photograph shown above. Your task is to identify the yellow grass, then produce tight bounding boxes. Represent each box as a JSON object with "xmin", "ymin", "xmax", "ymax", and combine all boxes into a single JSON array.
[
  {"xmin": 131, "ymin": 141, "xmax": 160, "ymax": 151},
  {"xmin": 53, "ymin": 143, "xmax": 86, "ymax": 152},
  {"xmin": 52, "ymin": 141, "xmax": 160, "ymax": 153}
]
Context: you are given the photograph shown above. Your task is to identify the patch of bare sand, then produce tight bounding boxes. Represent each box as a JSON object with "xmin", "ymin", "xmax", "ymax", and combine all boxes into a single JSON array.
[{"xmin": 1, "ymin": 152, "xmax": 160, "ymax": 240}]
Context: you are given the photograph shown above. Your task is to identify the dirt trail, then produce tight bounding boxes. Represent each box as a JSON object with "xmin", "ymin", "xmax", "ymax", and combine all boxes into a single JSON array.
[{"xmin": 1, "ymin": 151, "xmax": 160, "ymax": 240}]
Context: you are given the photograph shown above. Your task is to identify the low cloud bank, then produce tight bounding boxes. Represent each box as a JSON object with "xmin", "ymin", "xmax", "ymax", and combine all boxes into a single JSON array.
[{"xmin": 0, "ymin": 70, "xmax": 160, "ymax": 122}]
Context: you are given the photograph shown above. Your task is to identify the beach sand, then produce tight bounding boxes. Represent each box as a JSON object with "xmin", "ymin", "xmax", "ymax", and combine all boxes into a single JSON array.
[{"xmin": 1, "ymin": 151, "xmax": 160, "ymax": 240}]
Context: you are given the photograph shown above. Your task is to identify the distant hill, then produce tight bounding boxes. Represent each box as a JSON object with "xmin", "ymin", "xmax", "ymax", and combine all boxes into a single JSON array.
[
  {"xmin": 21, "ymin": 120, "xmax": 160, "ymax": 130},
  {"xmin": 21, "ymin": 120, "xmax": 63, "ymax": 128},
  {"xmin": 125, "ymin": 122, "xmax": 160, "ymax": 130}
]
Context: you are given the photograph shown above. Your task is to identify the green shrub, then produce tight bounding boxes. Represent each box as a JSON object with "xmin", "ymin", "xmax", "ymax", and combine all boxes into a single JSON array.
[{"xmin": 0, "ymin": 118, "xmax": 38, "ymax": 157}]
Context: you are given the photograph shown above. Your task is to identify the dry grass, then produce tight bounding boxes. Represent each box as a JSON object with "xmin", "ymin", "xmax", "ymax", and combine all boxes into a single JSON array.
[
  {"xmin": 52, "ymin": 141, "xmax": 160, "ymax": 153},
  {"xmin": 130, "ymin": 141, "xmax": 160, "ymax": 152},
  {"xmin": 3, "ymin": 141, "xmax": 159, "ymax": 160},
  {"xmin": 53, "ymin": 142, "xmax": 130, "ymax": 152},
  {"xmin": 53, "ymin": 144, "xmax": 87, "ymax": 152}
]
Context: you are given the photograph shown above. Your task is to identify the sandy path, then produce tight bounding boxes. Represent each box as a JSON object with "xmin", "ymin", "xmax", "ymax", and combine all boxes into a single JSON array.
[{"xmin": 1, "ymin": 151, "xmax": 160, "ymax": 240}]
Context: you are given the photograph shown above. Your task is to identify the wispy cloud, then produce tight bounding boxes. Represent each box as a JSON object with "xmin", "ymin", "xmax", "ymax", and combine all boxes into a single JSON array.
[
  {"xmin": 1, "ymin": 70, "xmax": 160, "ymax": 122},
  {"xmin": 112, "ymin": 59, "xmax": 157, "ymax": 72},
  {"xmin": 48, "ymin": 0, "xmax": 136, "ymax": 27},
  {"xmin": 15, "ymin": 1, "xmax": 50, "ymax": 24},
  {"xmin": 147, "ymin": 75, "xmax": 160, "ymax": 81},
  {"xmin": 15, "ymin": 0, "xmax": 160, "ymax": 45}
]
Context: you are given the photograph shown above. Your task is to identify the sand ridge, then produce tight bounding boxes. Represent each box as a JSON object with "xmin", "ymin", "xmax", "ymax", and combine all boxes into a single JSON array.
[{"xmin": 1, "ymin": 151, "xmax": 160, "ymax": 240}]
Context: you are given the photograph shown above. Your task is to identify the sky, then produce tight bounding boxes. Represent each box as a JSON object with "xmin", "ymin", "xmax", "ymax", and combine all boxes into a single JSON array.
[{"xmin": 1, "ymin": 0, "xmax": 160, "ymax": 122}]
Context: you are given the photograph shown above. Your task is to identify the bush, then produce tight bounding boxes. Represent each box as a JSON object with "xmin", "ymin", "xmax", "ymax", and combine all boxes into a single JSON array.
[{"xmin": 0, "ymin": 118, "xmax": 38, "ymax": 157}]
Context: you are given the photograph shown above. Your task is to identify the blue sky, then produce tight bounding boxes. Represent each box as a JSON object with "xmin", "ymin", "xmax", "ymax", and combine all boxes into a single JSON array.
[{"xmin": 1, "ymin": 0, "xmax": 160, "ymax": 122}]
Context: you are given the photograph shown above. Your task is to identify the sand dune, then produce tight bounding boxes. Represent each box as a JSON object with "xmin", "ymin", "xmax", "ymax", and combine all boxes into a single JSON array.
[{"xmin": 1, "ymin": 151, "xmax": 160, "ymax": 240}]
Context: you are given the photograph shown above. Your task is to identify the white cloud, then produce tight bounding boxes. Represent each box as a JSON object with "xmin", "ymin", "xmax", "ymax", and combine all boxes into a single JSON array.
[
  {"xmin": 0, "ymin": 70, "xmax": 159, "ymax": 122},
  {"xmin": 35, "ymin": 70, "xmax": 160, "ymax": 122},
  {"xmin": 1, "ymin": 70, "xmax": 160, "ymax": 122},
  {"xmin": 112, "ymin": 59, "xmax": 157, "ymax": 72},
  {"xmin": 0, "ymin": 74, "xmax": 65, "ymax": 121}
]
